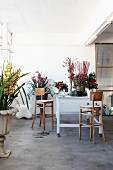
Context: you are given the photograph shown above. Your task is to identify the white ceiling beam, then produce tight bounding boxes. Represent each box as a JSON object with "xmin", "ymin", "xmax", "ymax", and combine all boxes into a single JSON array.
[{"xmin": 84, "ymin": 12, "xmax": 113, "ymax": 46}]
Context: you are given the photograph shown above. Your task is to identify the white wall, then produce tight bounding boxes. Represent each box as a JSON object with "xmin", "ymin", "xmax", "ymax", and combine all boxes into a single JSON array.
[
  {"xmin": 12, "ymin": 33, "xmax": 95, "ymax": 85},
  {"xmin": 11, "ymin": 33, "xmax": 96, "ymax": 113}
]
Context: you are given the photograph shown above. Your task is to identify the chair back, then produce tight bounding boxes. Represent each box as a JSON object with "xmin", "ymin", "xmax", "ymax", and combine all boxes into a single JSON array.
[
  {"xmin": 90, "ymin": 91, "xmax": 103, "ymax": 102},
  {"xmin": 34, "ymin": 88, "xmax": 45, "ymax": 100}
]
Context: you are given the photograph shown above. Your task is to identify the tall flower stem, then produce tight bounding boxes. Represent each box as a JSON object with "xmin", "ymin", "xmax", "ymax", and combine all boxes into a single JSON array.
[{"xmin": 69, "ymin": 78, "xmax": 72, "ymax": 93}]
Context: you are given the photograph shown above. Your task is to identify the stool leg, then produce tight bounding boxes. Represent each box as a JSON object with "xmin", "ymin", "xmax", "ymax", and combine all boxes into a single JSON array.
[
  {"xmin": 93, "ymin": 126, "xmax": 96, "ymax": 144},
  {"xmin": 92, "ymin": 115, "xmax": 96, "ymax": 144},
  {"xmin": 102, "ymin": 124, "xmax": 105, "ymax": 141},
  {"xmin": 101, "ymin": 115, "xmax": 105, "ymax": 141},
  {"xmin": 39, "ymin": 108, "xmax": 43, "ymax": 127},
  {"xmin": 31, "ymin": 102, "xmax": 37, "ymax": 128},
  {"xmin": 79, "ymin": 109, "xmax": 82, "ymax": 140},
  {"xmin": 100, "ymin": 113, "xmax": 105, "ymax": 141},
  {"xmin": 90, "ymin": 115, "xmax": 93, "ymax": 139},
  {"xmin": 43, "ymin": 104, "xmax": 46, "ymax": 131},
  {"xmin": 31, "ymin": 113, "xmax": 37, "ymax": 128}
]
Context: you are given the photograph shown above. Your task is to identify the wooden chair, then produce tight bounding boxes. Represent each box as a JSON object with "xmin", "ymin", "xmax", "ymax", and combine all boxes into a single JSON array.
[
  {"xmin": 79, "ymin": 91, "xmax": 105, "ymax": 144},
  {"xmin": 31, "ymin": 88, "xmax": 54, "ymax": 130}
]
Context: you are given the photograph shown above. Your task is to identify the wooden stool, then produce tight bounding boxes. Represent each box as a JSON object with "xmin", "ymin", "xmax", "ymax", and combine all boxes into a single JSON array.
[
  {"xmin": 79, "ymin": 91, "xmax": 105, "ymax": 144},
  {"xmin": 31, "ymin": 88, "xmax": 54, "ymax": 130}
]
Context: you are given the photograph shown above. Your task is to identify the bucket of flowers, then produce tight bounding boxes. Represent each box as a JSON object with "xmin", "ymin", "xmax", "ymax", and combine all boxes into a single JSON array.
[
  {"xmin": 27, "ymin": 70, "xmax": 56, "ymax": 99},
  {"xmin": 73, "ymin": 73, "xmax": 88, "ymax": 96}
]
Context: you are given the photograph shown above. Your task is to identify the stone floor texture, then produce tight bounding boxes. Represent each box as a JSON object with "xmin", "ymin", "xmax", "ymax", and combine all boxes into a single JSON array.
[{"xmin": 0, "ymin": 115, "xmax": 113, "ymax": 170}]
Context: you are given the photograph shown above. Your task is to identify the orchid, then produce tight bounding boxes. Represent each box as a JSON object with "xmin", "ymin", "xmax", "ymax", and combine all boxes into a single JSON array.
[
  {"xmin": 27, "ymin": 70, "xmax": 56, "ymax": 96},
  {"xmin": 0, "ymin": 62, "xmax": 29, "ymax": 110}
]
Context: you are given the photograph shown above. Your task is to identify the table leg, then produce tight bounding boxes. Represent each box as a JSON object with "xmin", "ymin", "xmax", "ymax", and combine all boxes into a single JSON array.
[
  {"xmin": 57, "ymin": 111, "xmax": 60, "ymax": 137},
  {"xmin": 56, "ymin": 97, "xmax": 60, "ymax": 137}
]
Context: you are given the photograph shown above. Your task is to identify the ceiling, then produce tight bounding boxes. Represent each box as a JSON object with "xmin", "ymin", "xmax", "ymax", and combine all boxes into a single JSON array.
[
  {"xmin": 0, "ymin": 0, "xmax": 113, "ymax": 44},
  {"xmin": 0, "ymin": 0, "xmax": 104, "ymax": 33}
]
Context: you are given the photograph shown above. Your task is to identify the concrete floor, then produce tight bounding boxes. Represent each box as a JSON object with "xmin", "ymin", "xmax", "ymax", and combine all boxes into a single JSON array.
[{"xmin": 0, "ymin": 115, "xmax": 113, "ymax": 170}]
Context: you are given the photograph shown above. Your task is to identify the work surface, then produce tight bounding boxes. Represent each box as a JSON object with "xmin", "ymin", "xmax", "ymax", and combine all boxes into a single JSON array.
[{"xmin": 0, "ymin": 115, "xmax": 113, "ymax": 170}]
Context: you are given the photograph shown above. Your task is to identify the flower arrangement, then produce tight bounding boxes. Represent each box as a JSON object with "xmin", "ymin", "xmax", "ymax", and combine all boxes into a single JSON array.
[
  {"xmin": 85, "ymin": 72, "xmax": 98, "ymax": 90},
  {"xmin": 63, "ymin": 58, "xmax": 98, "ymax": 95},
  {"xmin": 0, "ymin": 62, "xmax": 29, "ymax": 110},
  {"xmin": 62, "ymin": 57, "xmax": 75, "ymax": 79},
  {"xmin": 63, "ymin": 58, "xmax": 90, "ymax": 89},
  {"xmin": 62, "ymin": 57, "xmax": 76, "ymax": 92},
  {"xmin": 73, "ymin": 60, "xmax": 90, "ymax": 91},
  {"xmin": 31, "ymin": 71, "xmax": 48, "ymax": 89},
  {"xmin": 28, "ymin": 70, "xmax": 55, "ymax": 95},
  {"xmin": 73, "ymin": 73, "xmax": 88, "ymax": 91},
  {"xmin": 55, "ymin": 81, "xmax": 68, "ymax": 92}
]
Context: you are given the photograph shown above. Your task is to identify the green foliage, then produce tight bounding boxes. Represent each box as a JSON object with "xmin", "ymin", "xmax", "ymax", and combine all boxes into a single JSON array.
[
  {"xmin": 85, "ymin": 72, "xmax": 98, "ymax": 90},
  {"xmin": 0, "ymin": 73, "xmax": 30, "ymax": 110},
  {"xmin": 0, "ymin": 62, "xmax": 30, "ymax": 110}
]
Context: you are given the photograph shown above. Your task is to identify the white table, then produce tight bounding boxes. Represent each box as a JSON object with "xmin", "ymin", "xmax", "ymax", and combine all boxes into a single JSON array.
[
  {"xmin": 54, "ymin": 95, "xmax": 90, "ymax": 136},
  {"xmin": 54, "ymin": 95, "xmax": 103, "ymax": 136}
]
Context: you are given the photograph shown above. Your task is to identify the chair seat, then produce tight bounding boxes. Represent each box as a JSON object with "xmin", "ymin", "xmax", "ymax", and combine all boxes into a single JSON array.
[
  {"xmin": 80, "ymin": 105, "xmax": 101, "ymax": 109},
  {"xmin": 36, "ymin": 100, "xmax": 53, "ymax": 103},
  {"xmin": 80, "ymin": 105, "xmax": 101, "ymax": 116}
]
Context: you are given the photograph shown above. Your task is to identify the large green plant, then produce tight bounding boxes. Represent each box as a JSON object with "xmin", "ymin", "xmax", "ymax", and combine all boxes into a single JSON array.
[{"xmin": 0, "ymin": 62, "xmax": 30, "ymax": 110}]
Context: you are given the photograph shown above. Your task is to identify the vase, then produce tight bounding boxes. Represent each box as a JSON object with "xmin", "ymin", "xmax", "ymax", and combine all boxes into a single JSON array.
[
  {"xmin": 68, "ymin": 78, "xmax": 73, "ymax": 95},
  {"xmin": 76, "ymin": 86, "xmax": 87, "ymax": 96},
  {"xmin": 0, "ymin": 107, "xmax": 18, "ymax": 158}
]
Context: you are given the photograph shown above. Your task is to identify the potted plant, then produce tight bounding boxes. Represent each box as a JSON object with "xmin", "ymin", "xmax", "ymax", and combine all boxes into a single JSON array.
[
  {"xmin": 0, "ymin": 61, "xmax": 30, "ymax": 158},
  {"xmin": 73, "ymin": 73, "xmax": 88, "ymax": 96},
  {"xmin": 55, "ymin": 81, "xmax": 68, "ymax": 92},
  {"xmin": 27, "ymin": 70, "xmax": 56, "ymax": 99},
  {"xmin": 85, "ymin": 72, "xmax": 98, "ymax": 91},
  {"xmin": 63, "ymin": 58, "xmax": 90, "ymax": 96}
]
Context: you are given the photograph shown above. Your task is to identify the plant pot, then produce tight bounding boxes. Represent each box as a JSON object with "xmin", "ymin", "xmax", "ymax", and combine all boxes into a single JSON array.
[
  {"xmin": 0, "ymin": 107, "xmax": 18, "ymax": 158},
  {"xmin": 77, "ymin": 90, "xmax": 87, "ymax": 96}
]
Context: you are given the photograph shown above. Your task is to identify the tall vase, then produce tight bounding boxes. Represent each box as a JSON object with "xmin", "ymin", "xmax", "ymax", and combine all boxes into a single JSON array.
[
  {"xmin": 0, "ymin": 107, "xmax": 18, "ymax": 158},
  {"xmin": 69, "ymin": 78, "xmax": 72, "ymax": 95}
]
